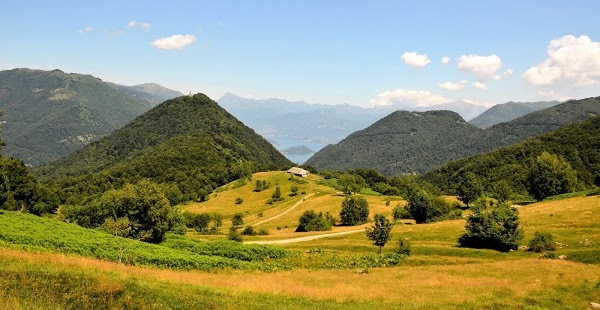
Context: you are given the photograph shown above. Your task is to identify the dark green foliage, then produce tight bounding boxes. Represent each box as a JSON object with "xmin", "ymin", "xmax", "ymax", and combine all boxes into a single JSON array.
[
  {"xmin": 253, "ymin": 179, "xmax": 269, "ymax": 192},
  {"xmin": 392, "ymin": 204, "xmax": 411, "ymax": 221},
  {"xmin": 289, "ymin": 185, "xmax": 299, "ymax": 196},
  {"xmin": 295, "ymin": 210, "xmax": 332, "ymax": 232},
  {"xmin": 339, "ymin": 196, "xmax": 369, "ymax": 226},
  {"xmin": 0, "ymin": 69, "xmax": 162, "ymax": 165},
  {"xmin": 242, "ymin": 226, "xmax": 256, "ymax": 236},
  {"xmin": 36, "ymin": 94, "xmax": 291, "ymax": 204},
  {"xmin": 227, "ymin": 226, "xmax": 242, "ymax": 242},
  {"xmin": 457, "ymin": 173, "xmax": 483, "ymax": 207},
  {"xmin": 407, "ymin": 190, "xmax": 452, "ymax": 224},
  {"xmin": 469, "ymin": 100, "xmax": 559, "ymax": 128},
  {"xmin": 337, "ymin": 173, "xmax": 366, "ymax": 195},
  {"xmin": 307, "ymin": 97, "xmax": 600, "ymax": 176},
  {"xmin": 0, "ymin": 156, "xmax": 59, "ymax": 214},
  {"xmin": 458, "ymin": 204, "xmax": 524, "ymax": 252},
  {"xmin": 528, "ymin": 231, "xmax": 556, "ymax": 253},
  {"xmin": 396, "ymin": 238, "xmax": 411, "ymax": 256},
  {"xmin": 491, "ymin": 180, "xmax": 512, "ymax": 203},
  {"xmin": 191, "ymin": 213, "xmax": 212, "ymax": 233},
  {"xmin": 527, "ymin": 152, "xmax": 578, "ymax": 201},
  {"xmin": 365, "ymin": 214, "xmax": 393, "ymax": 253},
  {"xmin": 267, "ymin": 186, "xmax": 285, "ymax": 204},
  {"xmin": 424, "ymin": 116, "xmax": 600, "ymax": 198},
  {"xmin": 232, "ymin": 213, "xmax": 244, "ymax": 228}
]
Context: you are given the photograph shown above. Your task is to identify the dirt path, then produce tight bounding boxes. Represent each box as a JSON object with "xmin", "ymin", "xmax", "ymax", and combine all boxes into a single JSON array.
[
  {"xmin": 244, "ymin": 229, "xmax": 364, "ymax": 245},
  {"xmin": 251, "ymin": 193, "xmax": 315, "ymax": 227}
]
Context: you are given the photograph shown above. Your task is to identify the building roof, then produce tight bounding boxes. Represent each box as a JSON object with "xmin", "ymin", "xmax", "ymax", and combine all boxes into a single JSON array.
[{"xmin": 287, "ymin": 167, "xmax": 309, "ymax": 175}]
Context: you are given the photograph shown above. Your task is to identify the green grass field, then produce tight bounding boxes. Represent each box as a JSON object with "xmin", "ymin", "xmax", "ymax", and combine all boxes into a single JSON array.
[{"xmin": 1, "ymin": 171, "xmax": 599, "ymax": 309}]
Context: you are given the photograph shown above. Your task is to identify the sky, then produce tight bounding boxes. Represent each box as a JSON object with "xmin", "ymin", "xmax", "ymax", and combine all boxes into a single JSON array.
[{"xmin": 1, "ymin": 0, "xmax": 600, "ymax": 108}]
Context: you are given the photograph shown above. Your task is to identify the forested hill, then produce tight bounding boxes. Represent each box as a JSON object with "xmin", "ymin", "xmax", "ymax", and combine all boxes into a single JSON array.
[
  {"xmin": 423, "ymin": 116, "xmax": 600, "ymax": 196},
  {"xmin": 305, "ymin": 110, "xmax": 502, "ymax": 175},
  {"xmin": 488, "ymin": 96, "xmax": 600, "ymax": 143},
  {"xmin": 469, "ymin": 100, "xmax": 559, "ymax": 128},
  {"xmin": 0, "ymin": 68, "xmax": 153, "ymax": 165},
  {"xmin": 305, "ymin": 96, "xmax": 600, "ymax": 176},
  {"xmin": 36, "ymin": 94, "xmax": 291, "ymax": 203}
]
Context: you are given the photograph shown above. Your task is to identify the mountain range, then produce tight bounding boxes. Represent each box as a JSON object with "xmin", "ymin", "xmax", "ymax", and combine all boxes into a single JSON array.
[
  {"xmin": 0, "ymin": 68, "xmax": 182, "ymax": 165},
  {"xmin": 469, "ymin": 100, "xmax": 559, "ymax": 128},
  {"xmin": 306, "ymin": 96, "xmax": 600, "ymax": 176}
]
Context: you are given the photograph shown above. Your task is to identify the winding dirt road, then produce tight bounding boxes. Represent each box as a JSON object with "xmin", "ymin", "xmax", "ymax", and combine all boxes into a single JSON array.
[
  {"xmin": 251, "ymin": 193, "xmax": 315, "ymax": 227},
  {"xmin": 244, "ymin": 229, "xmax": 364, "ymax": 245}
]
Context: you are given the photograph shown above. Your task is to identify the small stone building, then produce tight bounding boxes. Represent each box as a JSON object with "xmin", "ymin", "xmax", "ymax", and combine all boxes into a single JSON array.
[{"xmin": 287, "ymin": 167, "xmax": 309, "ymax": 177}]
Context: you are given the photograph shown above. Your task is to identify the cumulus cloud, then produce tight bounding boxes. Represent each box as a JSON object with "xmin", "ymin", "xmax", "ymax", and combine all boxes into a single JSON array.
[
  {"xmin": 128, "ymin": 20, "xmax": 151, "ymax": 30},
  {"xmin": 523, "ymin": 35, "xmax": 600, "ymax": 87},
  {"xmin": 78, "ymin": 26, "xmax": 93, "ymax": 34},
  {"xmin": 151, "ymin": 34, "xmax": 196, "ymax": 50},
  {"xmin": 472, "ymin": 82, "xmax": 488, "ymax": 90},
  {"xmin": 440, "ymin": 56, "xmax": 450, "ymax": 65},
  {"xmin": 458, "ymin": 54, "xmax": 511, "ymax": 80},
  {"xmin": 401, "ymin": 52, "xmax": 431, "ymax": 67},
  {"xmin": 438, "ymin": 80, "xmax": 467, "ymax": 91},
  {"xmin": 370, "ymin": 89, "xmax": 452, "ymax": 107}
]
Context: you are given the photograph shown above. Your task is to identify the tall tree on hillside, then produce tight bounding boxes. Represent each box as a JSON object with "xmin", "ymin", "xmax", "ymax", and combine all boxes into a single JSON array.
[
  {"xmin": 527, "ymin": 152, "xmax": 577, "ymax": 201},
  {"xmin": 459, "ymin": 204, "xmax": 523, "ymax": 252},
  {"xmin": 366, "ymin": 214, "xmax": 393, "ymax": 253},
  {"xmin": 457, "ymin": 173, "xmax": 483, "ymax": 208},
  {"xmin": 339, "ymin": 196, "xmax": 369, "ymax": 225}
]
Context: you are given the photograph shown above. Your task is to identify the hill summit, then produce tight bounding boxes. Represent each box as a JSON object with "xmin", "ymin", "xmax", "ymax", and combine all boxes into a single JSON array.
[{"xmin": 37, "ymin": 93, "xmax": 291, "ymax": 203}]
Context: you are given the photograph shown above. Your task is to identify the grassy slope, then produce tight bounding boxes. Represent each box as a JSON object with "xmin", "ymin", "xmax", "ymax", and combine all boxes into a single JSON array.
[{"xmin": 1, "ymin": 174, "xmax": 599, "ymax": 308}]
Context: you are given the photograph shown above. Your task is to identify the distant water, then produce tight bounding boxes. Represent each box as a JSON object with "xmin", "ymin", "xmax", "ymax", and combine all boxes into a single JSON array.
[
  {"xmin": 285, "ymin": 153, "xmax": 314, "ymax": 165},
  {"xmin": 267, "ymin": 137, "xmax": 326, "ymax": 165}
]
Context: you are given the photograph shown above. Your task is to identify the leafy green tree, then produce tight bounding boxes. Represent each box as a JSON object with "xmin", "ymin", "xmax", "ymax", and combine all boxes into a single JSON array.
[
  {"xmin": 407, "ymin": 190, "xmax": 451, "ymax": 224},
  {"xmin": 457, "ymin": 173, "xmax": 483, "ymax": 208},
  {"xmin": 272, "ymin": 186, "xmax": 282, "ymax": 199},
  {"xmin": 232, "ymin": 212, "xmax": 244, "ymax": 227},
  {"xmin": 458, "ymin": 204, "xmax": 523, "ymax": 252},
  {"xmin": 242, "ymin": 225, "xmax": 256, "ymax": 236},
  {"xmin": 527, "ymin": 152, "xmax": 578, "ymax": 201},
  {"xmin": 102, "ymin": 217, "xmax": 132, "ymax": 263},
  {"xmin": 337, "ymin": 173, "xmax": 356, "ymax": 195},
  {"xmin": 227, "ymin": 226, "xmax": 242, "ymax": 242},
  {"xmin": 392, "ymin": 204, "xmax": 411, "ymax": 221},
  {"xmin": 339, "ymin": 196, "xmax": 369, "ymax": 226},
  {"xmin": 212, "ymin": 213, "xmax": 223, "ymax": 232},
  {"xmin": 192, "ymin": 213, "xmax": 212, "ymax": 233},
  {"xmin": 366, "ymin": 214, "xmax": 393, "ymax": 253},
  {"xmin": 492, "ymin": 180, "xmax": 512, "ymax": 203},
  {"xmin": 528, "ymin": 231, "xmax": 556, "ymax": 253},
  {"xmin": 296, "ymin": 210, "xmax": 332, "ymax": 232},
  {"xmin": 290, "ymin": 185, "xmax": 299, "ymax": 196}
]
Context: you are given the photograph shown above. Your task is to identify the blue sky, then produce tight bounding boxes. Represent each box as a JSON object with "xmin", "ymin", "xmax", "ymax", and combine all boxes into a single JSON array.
[{"xmin": 2, "ymin": 0, "xmax": 600, "ymax": 107}]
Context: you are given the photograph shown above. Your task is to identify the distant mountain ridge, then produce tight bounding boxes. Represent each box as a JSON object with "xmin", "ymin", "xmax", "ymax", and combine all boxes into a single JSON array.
[
  {"xmin": 37, "ymin": 93, "xmax": 291, "ymax": 202},
  {"xmin": 306, "ymin": 96, "xmax": 600, "ymax": 176},
  {"xmin": 107, "ymin": 82, "xmax": 183, "ymax": 107},
  {"xmin": 0, "ymin": 68, "xmax": 182, "ymax": 165},
  {"xmin": 469, "ymin": 100, "xmax": 559, "ymax": 128}
]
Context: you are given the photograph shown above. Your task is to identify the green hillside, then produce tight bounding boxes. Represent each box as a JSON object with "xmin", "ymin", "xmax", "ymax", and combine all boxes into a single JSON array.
[
  {"xmin": 469, "ymin": 100, "xmax": 558, "ymax": 128},
  {"xmin": 306, "ymin": 110, "xmax": 502, "ymax": 175},
  {"xmin": 36, "ymin": 93, "xmax": 291, "ymax": 203},
  {"xmin": 306, "ymin": 96, "xmax": 600, "ymax": 176},
  {"xmin": 0, "ymin": 68, "xmax": 154, "ymax": 165},
  {"xmin": 423, "ymin": 116, "xmax": 600, "ymax": 195}
]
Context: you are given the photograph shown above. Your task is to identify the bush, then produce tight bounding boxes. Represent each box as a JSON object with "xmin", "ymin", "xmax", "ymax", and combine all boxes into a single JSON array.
[
  {"xmin": 227, "ymin": 226, "xmax": 242, "ymax": 242},
  {"xmin": 242, "ymin": 226, "xmax": 256, "ymax": 236},
  {"xmin": 232, "ymin": 213, "xmax": 244, "ymax": 227},
  {"xmin": 392, "ymin": 204, "xmax": 411, "ymax": 221},
  {"xmin": 528, "ymin": 231, "xmax": 556, "ymax": 253},
  {"xmin": 296, "ymin": 210, "xmax": 332, "ymax": 232},
  {"xmin": 257, "ymin": 229, "xmax": 269, "ymax": 235},
  {"xmin": 407, "ymin": 190, "xmax": 451, "ymax": 224},
  {"xmin": 235, "ymin": 197, "xmax": 243, "ymax": 204},
  {"xmin": 289, "ymin": 185, "xmax": 299, "ymax": 196},
  {"xmin": 458, "ymin": 204, "xmax": 524, "ymax": 252},
  {"xmin": 339, "ymin": 196, "xmax": 369, "ymax": 226},
  {"xmin": 396, "ymin": 238, "xmax": 411, "ymax": 256}
]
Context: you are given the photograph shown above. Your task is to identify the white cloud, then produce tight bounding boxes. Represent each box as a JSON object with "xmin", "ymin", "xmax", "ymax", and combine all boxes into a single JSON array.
[
  {"xmin": 523, "ymin": 35, "xmax": 600, "ymax": 87},
  {"xmin": 472, "ymin": 82, "xmax": 488, "ymax": 90},
  {"xmin": 458, "ymin": 54, "xmax": 506, "ymax": 80},
  {"xmin": 78, "ymin": 26, "xmax": 93, "ymax": 34},
  {"xmin": 151, "ymin": 34, "xmax": 196, "ymax": 50},
  {"xmin": 537, "ymin": 91, "xmax": 572, "ymax": 102},
  {"xmin": 370, "ymin": 89, "xmax": 452, "ymax": 107},
  {"xmin": 438, "ymin": 80, "xmax": 467, "ymax": 91},
  {"xmin": 128, "ymin": 20, "xmax": 151, "ymax": 30},
  {"xmin": 401, "ymin": 52, "xmax": 431, "ymax": 67},
  {"xmin": 440, "ymin": 56, "xmax": 450, "ymax": 65}
]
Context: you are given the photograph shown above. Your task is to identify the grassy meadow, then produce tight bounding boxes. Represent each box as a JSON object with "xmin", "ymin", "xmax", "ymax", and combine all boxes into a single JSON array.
[{"xmin": 0, "ymin": 171, "xmax": 599, "ymax": 309}]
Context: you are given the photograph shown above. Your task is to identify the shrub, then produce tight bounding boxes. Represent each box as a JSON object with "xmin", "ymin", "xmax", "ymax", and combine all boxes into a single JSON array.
[
  {"xmin": 232, "ymin": 213, "xmax": 244, "ymax": 227},
  {"xmin": 296, "ymin": 210, "xmax": 332, "ymax": 232},
  {"xmin": 257, "ymin": 229, "xmax": 269, "ymax": 235},
  {"xmin": 289, "ymin": 185, "xmax": 299, "ymax": 196},
  {"xmin": 392, "ymin": 204, "xmax": 411, "ymax": 221},
  {"xmin": 235, "ymin": 197, "xmax": 243, "ymax": 204},
  {"xmin": 528, "ymin": 231, "xmax": 556, "ymax": 253},
  {"xmin": 396, "ymin": 238, "xmax": 411, "ymax": 256},
  {"xmin": 339, "ymin": 196, "xmax": 369, "ymax": 226},
  {"xmin": 458, "ymin": 204, "xmax": 524, "ymax": 252},
  {"xmin": 407, "ymin": 190, "xmax": 451, "ymax": 224},
  {"xmin": 254, "ymin": 180, "xmax": 269, "ymax": 192},
  {"xmin": 227, "ymin": 226, "xmax": 242, "ymax": 242},
  {"xmin": 242, "ymin": 226, "xmax": 256, "ymax": 236}
]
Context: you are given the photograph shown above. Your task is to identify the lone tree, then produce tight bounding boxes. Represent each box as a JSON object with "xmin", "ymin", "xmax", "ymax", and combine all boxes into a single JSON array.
[
  {"xmin": 232, "ymin": 212, "xmax": 244, "ymax": 228},
  {"xmin": 458, "ymin": 204, "xmax": 523, "ymax": 252},
  {"xmin": 366, "ymin": 214, "xmax": 393, "ymax": 253},
  {"xmin": 457, "ymin": 173, "xmax": 483, "ymax": 208},
  {"xmin": 527, "ymin": 151, "xmax": 577, "ymax": 201},
  {"xmin": 339, "ymin": 196, "xmax": 369, "ymax": 225}
]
